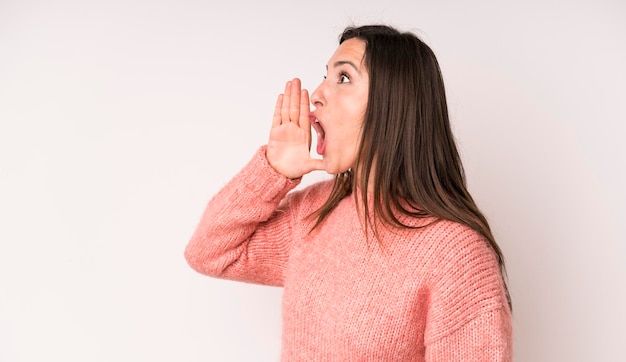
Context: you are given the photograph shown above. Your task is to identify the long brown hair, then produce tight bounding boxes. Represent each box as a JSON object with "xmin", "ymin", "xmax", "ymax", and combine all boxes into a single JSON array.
[{"xmin": 309, "ymin": 25, "xmax": 510, "ymax": 308}]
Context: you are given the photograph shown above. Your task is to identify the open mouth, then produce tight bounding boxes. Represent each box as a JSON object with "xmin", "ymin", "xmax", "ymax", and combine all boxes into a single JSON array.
[{"xmin": 311, "ymin": 116, "xmax": 326, "ymax": 155}]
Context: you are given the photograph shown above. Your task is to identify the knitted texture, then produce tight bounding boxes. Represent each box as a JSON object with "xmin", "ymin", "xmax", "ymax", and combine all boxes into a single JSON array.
[{"xmin": 185, "ymin": 147, "xmax": 513, "ymax": 361}]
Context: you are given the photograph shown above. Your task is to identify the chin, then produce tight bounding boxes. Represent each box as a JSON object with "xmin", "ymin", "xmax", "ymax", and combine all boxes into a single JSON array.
[
  {"xmin": 322, "ymin": 156, "xmax": 352, "ymax": 175},
  {"xmin": 326, "ymin": 165, "xmax": 350, "ymax": 176},
  {"xmin": 322, "ymin": 164, "xmax": 340, "ymax": 175}
]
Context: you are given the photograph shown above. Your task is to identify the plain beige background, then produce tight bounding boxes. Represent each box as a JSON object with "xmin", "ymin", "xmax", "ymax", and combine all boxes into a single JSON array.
[{"xmin": 1, "ymin": 0, "xmax": 625, "ymax": 361}]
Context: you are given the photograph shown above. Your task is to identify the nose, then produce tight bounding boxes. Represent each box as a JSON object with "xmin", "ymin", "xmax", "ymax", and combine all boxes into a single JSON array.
[{"xmin": 310, "ymin": 81, "xmax": 325, "ymax": 108}]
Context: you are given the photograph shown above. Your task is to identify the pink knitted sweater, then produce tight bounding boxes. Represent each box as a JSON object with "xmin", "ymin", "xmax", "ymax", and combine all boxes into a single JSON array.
[{"xmin": 185, "ymin": 147, "xmax": 512, "ymax": 361}]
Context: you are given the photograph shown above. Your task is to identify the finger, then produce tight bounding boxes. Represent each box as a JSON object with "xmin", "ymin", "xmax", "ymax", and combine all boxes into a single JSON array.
[
  {"xmin": 289, "ymin": 78, "xmax": 301, "ymax": 123},
  {"xmin": 298, "ymin": 89, "xmax": 311, "ymax": 129},
  {"xmin": 281, "ymin": 81, "xmax": 291, "ymax": 123},
  {"xmin": 272, "ymin": 94, "xmax": 284, "ymax": 127}
]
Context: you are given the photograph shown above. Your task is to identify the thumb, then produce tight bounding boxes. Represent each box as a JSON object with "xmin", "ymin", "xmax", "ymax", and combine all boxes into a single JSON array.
[{"xmin": 305, "ymin": 158, "xmax": 325, "ymax": 173}]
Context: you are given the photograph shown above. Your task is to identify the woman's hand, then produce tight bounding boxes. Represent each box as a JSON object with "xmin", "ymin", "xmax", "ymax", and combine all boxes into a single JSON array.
[{"xmin": 267, "ymin": 78, "xmax": 325, "ymax": 179}]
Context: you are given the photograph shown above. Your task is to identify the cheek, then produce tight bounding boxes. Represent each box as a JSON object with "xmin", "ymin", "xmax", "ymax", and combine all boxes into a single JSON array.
[{"xmin": 348, "ymin": 96, "xmax": 367, "ymax": 127}]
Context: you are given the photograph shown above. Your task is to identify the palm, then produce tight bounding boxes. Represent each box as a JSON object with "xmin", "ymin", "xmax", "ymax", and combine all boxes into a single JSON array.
[{"xmin": 267, "ymin": 79, "xmax": 324, "ymax": 179}]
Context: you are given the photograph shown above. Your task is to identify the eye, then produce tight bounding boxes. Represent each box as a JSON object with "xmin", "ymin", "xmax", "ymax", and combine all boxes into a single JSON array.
[{"xmin": 338, "ymin": 72, "xmax": 351, "ymax": 84}]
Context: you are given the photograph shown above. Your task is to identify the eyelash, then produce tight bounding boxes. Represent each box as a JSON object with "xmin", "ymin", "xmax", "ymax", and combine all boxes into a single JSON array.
[
  {"xmin": 339, "ymin": 72, "xmax": 350, "ymax": 83},
  {"xmin": 323, "ymin": 72, "xmax": 351, "ymax": 83}
]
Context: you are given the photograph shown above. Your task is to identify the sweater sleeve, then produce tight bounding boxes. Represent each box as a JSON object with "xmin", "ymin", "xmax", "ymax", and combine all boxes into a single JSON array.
[
  {"xmin": 423, "ymin": 223, "xmax": 513, "ymax": 361},
  {"xmin": 184, "ymin": 146, "xmax": 302, "ymax": 286},
  {"xmin": 425, "ymin": 307, "xmax": 512, "ymax": 361}
]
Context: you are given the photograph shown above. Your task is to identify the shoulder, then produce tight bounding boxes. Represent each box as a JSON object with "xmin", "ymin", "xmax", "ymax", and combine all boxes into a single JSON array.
[
  {"xmin": 421, "ymin": 220, "xmax": 499, "ymax": 274},
  {"xmin": 384, "ymin": 218, "xmax": 502, "ymax": 292},
  {"xmin": 396, "ymin": 219, "xmax": 498, "ymax": 276}
]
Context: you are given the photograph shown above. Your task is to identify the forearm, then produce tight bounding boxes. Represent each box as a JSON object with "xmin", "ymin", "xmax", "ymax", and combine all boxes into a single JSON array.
[{"xmin": 184, "ymin": 146, "xmax": 300, "ymax": 285}]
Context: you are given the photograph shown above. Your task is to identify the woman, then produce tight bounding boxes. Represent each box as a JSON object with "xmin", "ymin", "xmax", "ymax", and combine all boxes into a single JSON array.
[{"xmin": 185, "ymin": 25, "xmax": 512, "ymax": 361}]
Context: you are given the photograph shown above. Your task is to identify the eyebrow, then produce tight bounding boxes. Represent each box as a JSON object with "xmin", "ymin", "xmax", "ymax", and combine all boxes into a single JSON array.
[{"xmin": 327, "ymin": 60, "xmax": 362, "ymax": 75}]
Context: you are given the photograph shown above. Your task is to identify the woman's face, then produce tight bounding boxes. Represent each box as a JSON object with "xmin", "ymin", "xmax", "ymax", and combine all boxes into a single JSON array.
[{"xmin": 311, "ymin": 38, "xmax": 369, "ymax": 175}]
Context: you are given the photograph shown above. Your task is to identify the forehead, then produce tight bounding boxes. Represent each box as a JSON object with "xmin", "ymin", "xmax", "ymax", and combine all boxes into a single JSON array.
[{"xmin": 328, "ymin": 38, "xmax": 366, "ymax": 67}]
